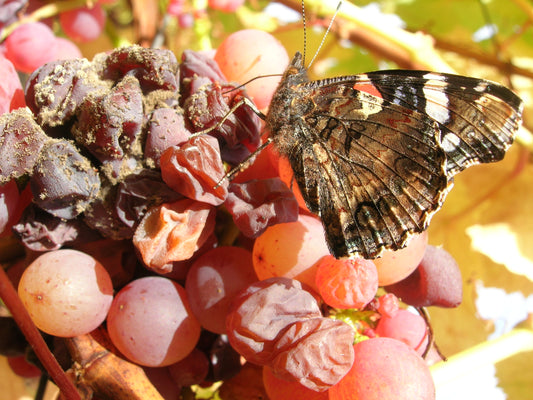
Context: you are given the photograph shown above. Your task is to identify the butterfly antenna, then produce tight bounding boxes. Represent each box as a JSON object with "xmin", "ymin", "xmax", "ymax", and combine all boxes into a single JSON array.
[
  {"xmin": 307, "ymin": 1, "xmax": 342, "ymax": 69},
  {"xmin": 302, "ymin": 0, "xmax": 307, "ymax": 66}
]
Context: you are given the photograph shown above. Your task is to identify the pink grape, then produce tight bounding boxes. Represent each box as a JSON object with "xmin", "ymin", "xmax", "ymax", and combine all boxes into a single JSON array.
[
  {"xmin": 0, "ymin": 179, "xmax": 19, "ymax": 236},
  {"xmin": 375, "ymin": 309, "xmax": 429, "ymax": 355},
  {"xmin": 59, "ymin": 4, "xmax": 106, "ymax": 42},
  {"xmin": 214, "ymin": 29, "xmax": 290, "ymax": 110},
  {"xmin": 4, "ymin": 22, "xmax": 57, "ymax": 73},
  {"xmin": 53, "ymin": 37, "xmax": 82, "ymax": 60},
  {"xmin": 329, "ymin": 337, "xmax": 435, "ymax": 400},
  {"xmin": 17, "ymin": 249, "xmax": 113, "ymax": 337},
  {"xmin": 0, "ymin": 55, "xmax": 24, "ymax": 114},
  {"xmin": 107, "ymin": 276, "xmax": 201, "ymax": 367},
  {"xmin": 252, "ymin": 213, "xmax": 330, "ymax": 292},
  {"xmin": 208, "ymin": 0, "xmax": 245, "ymax": 12},
  {"xmin": 373, "ymin": 230, "xmax": 428, "ymax": 286},
  {"xmin": 185, "ymin": 246, "xmax": 257, "ymax": 334}
]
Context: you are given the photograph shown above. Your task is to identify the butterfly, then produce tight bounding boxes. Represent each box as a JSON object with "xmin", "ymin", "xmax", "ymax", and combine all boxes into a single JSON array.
[{"xmin": 264, "ymin": 51, "xmax": 523, "ymax": 259}]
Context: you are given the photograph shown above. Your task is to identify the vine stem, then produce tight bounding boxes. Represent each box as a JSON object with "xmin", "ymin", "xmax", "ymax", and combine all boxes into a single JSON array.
[
  {"xmin": 430, "ymin": 328, "xmax": 533, "ymax": 388},
  {"xmin": 0, "ymin": 266, "xmax": 81, "ymax": 400}
]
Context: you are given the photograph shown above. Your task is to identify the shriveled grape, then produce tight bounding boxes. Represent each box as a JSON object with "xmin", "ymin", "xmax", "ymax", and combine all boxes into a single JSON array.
[
  {"xmin": 226, "ymin": 277, "xmax": 322, "ymax": 365},
  {"xmin": 270, "ymin": 317, "xmax": 355, "ymax": 391}
]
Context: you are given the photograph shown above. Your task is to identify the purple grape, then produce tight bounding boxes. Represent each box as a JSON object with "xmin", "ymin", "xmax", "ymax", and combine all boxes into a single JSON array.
[
  {"xmin": 30, "ymin": 139, "xmax": 100, "ymax": 219},
  {"xmin": 385, "ymin": 245, "xmax": 463, "ymax": 308},
  {"xmin": 0, "ymin": 108, "xmax": 49, "ymax": 183}
]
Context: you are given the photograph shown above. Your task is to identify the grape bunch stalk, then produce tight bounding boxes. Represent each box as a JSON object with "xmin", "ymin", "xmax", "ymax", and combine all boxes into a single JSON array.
[{"xmin": 0, "ymin": 12, "xmax": 468, "ymax": 400}]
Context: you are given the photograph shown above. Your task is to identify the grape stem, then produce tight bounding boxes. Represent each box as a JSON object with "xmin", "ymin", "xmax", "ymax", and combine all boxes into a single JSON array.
[
  {"xmin": 0, "ymin": 266, "xmax": 81, "ymax": 400},
  {"xmin": 430, "ymin": 327, "xmax": 533, "ymax": 388}
]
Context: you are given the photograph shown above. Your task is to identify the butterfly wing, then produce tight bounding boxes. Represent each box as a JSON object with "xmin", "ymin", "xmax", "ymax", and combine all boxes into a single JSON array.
[
  {"xmin": 353, "ymin": 71, "xmax": 523, "ymax": 176},
  {"xmin": 281, "ymin": 82, "xmax": 451, "ymax": 259},
  {"xmin": 266, "ymin": 56, "xmax": 522, "ymax": 259}
]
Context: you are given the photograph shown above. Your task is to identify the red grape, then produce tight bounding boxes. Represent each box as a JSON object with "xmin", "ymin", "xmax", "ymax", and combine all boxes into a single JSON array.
[
  {"xmin": 17, "ymin": 249, "xmax": 113, "ymax": 337},
  {"xmin": 107, "ymin": 276, "xmax": 201, "ymax": 367},
  {"xmin": 185, "ymin": 246, "xmax": 257, "ymax": 334},
  {"xmin": 144, "ymin": 107, "xmax": 191, "ymax": 168},
  {"xmin": 0, "ymin": 55, "xmax": 24, "ymax": 114},
  {"xmin": 53, "ymin": 37, "xmax": 82, "ymax": 60},
  {"xmin": 4, "ymin": 22, "xmax": 57, "ymax": 73},
  {"xmin": 329, "ymin": 337, "xmax": 435, "ymax": 400},
  {"xmin": 59, "ymin": 4, "xmax": 106, "ymax": 42},
  {"xmin": 7, "ymin": 355, "xmax": 42, "ymax": 378},
  {"xmin": 314, "ymin": 255, "xmax": 378, "ymax": 309}
]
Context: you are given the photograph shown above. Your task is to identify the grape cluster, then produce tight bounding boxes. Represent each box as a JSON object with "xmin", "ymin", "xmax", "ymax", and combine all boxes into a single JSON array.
[{"xmin": 0, "ymin": 29, "xmax": 465, "ymax": 400}]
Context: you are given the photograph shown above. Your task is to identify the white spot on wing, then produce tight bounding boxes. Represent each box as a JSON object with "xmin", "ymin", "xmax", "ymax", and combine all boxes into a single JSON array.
[
  {"xmin": 441, "ymin": 132, "xmax": 461, "ymax": 152},
  {"xmin": 422, "ymin": 74, "xmax": 450, "ymax": 124}
]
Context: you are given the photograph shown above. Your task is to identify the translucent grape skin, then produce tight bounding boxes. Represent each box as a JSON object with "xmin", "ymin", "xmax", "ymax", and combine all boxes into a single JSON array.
[
  {"xmin": 185, "ymin": 246, "xmax": 258, "ymax": 334},
  {"xmin": 252, "ymin": 214, "xmax": 330, "ymax": 292},
  {"xmin": 214, "ymin": 29, "xmax": 289, "ymax": 110},
  {"xmin": 385, "ymin": 244, "xmax": 463, "ymax": 308},
  {"xmin": 329, "ymin": 337, "xmax": 435, "ymax": 400},
  {"xmin": 373, "ymin": 230, "xmax": 428, "ymax": 286},
  {"xmin": 17, "ymin": 249, "xmax": 113, "ymax": 337},
  {"xmin": 107, "ymin": 276, "xmax": 201, "ymax": 367}
]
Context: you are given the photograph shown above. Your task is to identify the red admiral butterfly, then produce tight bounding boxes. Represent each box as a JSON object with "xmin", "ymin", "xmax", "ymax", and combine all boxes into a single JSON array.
[{"xmin": 264, "ymin": 51, "xmax": 523, "ymax": 259}]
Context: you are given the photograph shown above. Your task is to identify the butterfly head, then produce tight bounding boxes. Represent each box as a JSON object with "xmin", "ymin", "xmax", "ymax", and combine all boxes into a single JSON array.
[{"xmin": 278, "ymin": 52, "xmax": 309, "ymax": 87}]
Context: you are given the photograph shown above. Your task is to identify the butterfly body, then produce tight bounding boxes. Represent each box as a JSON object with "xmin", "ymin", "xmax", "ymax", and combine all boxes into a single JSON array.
[{"xmin": 265, "ymin": 52, "xmax": 523, "ymax": 259}]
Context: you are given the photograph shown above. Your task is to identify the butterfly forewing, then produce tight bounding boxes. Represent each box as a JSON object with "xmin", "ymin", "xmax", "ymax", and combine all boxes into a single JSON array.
[
  {"xmin": 266, "ymin": 52, "xmax": 523, "ymax": 259},
  {"xmin": 353, "ymin": 71, "xmax": 523, "ymax": 177}
]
